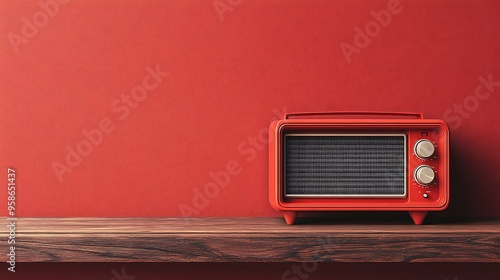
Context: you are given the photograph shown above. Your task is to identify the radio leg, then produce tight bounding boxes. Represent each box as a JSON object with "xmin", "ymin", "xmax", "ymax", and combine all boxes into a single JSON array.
[
  {"xmin": 409, "ymin": 211, "xmax": 428, "ymax": 225},
  {"xmin": 283, "ymin": 211, "xmax": 298, "ymax": 225}
]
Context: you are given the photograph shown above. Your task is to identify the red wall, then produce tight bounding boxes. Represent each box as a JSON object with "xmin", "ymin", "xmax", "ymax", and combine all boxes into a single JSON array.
[{"xmin": 1, "ymin": 0, "xmax": 499, "ymax": 218}]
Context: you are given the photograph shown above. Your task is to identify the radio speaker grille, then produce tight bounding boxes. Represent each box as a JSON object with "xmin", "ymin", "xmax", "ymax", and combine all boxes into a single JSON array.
[{"xmin": 285, "ymin": 135, "xmax": 405, "ymax": 196}]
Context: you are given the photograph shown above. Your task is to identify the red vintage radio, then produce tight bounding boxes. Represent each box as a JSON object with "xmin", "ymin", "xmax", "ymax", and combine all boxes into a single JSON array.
[{"xmin": 269, "ymin": 112, "xmax": 450, "ymax": 225}]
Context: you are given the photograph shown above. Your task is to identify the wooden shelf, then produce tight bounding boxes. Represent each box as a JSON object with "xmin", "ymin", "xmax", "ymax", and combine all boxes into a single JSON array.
[{"xmin": 3, "ymin": 217, "xmax": 499, "ymax": 262}]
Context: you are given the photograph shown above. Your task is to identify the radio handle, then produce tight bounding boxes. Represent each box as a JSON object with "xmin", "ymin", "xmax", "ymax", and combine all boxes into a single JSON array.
[{"xmin": 284, "ymin": 111, "xmax": 424, "ymax": 120}]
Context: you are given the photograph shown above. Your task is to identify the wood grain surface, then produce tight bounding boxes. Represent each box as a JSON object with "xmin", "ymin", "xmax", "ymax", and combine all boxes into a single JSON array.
[{"xmin": 1, "ymin": 218, "xmax": 499, "ymax": 262}]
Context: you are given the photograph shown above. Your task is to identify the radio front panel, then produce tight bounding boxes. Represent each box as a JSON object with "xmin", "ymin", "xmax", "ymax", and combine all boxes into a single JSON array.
[{"xmin": 269, "ymin": 116, "xmax": 450, "ymax": 225}]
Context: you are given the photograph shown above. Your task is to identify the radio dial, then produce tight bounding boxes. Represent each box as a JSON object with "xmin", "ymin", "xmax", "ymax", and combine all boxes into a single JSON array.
[
  {"xmin": 414, "ymin": 165, "xmax": 435, "ymax": 185},
  {"xmin": 414, "ymin": 139, "xmax": 435, "ymax": 159}
]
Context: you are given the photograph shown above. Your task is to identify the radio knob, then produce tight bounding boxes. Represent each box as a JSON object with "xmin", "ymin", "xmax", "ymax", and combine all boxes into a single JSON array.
[
  {"xmin": 414, "ymin": 139, "xmax": 435, "ymax": 159},
  {"xmin": 414, "ymin": 165, "xmax": 435, "ymax": 185}
]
